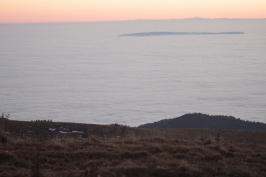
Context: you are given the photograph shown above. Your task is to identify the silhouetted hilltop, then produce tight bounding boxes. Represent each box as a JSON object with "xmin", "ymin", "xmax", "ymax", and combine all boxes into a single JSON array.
[{"xmin": 138, "ymin": 113, "xmax": 266, "ymax": 130}]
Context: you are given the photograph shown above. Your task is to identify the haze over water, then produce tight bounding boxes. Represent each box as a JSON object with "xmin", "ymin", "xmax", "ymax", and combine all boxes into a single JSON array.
[{"xmin": 1, "ymin": 19, "xmax": 266, "ymax": 126}]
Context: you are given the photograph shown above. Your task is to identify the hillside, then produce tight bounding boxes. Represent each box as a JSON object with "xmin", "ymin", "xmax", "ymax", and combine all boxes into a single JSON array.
[
  {"xmin": 138, "ymin": 113, "xmax": 266, "ymax": 130},
  {"xmin": 1, "ymin": 119, "xmax": 266, "ymax": 177}
]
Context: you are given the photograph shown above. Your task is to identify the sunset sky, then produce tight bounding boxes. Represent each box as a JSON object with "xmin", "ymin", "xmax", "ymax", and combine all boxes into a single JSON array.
[{"xmin": 0, "ymin": 0, "xmax": 265, "ymax": 23}]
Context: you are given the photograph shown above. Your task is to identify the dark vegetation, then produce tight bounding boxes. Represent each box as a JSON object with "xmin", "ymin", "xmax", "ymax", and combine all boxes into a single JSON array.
[
  {"xmin": 1, "ymin": 114, "xmax": 266, "ymax": 177},
  {"xmin": 139, "ymin": 113, "xmax": 266, "ymax": 130}
]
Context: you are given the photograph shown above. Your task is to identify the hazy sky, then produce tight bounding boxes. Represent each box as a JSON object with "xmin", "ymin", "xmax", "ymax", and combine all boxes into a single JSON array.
[{"xmin": 0, "ymin": 0, "xmax": 265, "ymax": 23}]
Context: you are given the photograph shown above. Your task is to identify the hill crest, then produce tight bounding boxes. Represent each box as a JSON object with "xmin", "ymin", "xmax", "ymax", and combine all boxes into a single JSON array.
[{"xmin": 138, "ymin": 113, "xmax": 266, "ymax": 130}]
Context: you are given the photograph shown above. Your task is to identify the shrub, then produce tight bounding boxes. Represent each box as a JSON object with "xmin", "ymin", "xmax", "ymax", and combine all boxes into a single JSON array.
[{"xmin": 0, "ymin": 131, "xmax": 8, "ymax": 144}]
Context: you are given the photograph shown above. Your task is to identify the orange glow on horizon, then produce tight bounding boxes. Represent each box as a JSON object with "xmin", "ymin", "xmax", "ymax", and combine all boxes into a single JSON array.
[{"xmin": 0, "ymin": 0, "xmax": 265, "ymax": 24}]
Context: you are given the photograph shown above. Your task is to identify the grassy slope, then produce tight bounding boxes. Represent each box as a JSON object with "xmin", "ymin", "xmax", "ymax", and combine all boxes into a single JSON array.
[{"xmin": 1, "ymin": 120, "xmax": 266, "ymax": 177}]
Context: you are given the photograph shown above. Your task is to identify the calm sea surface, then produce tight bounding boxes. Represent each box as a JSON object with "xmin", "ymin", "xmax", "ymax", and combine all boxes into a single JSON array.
[{"xmin": 1, "ymin": 19, "xmax": 266, "ymax": 126}]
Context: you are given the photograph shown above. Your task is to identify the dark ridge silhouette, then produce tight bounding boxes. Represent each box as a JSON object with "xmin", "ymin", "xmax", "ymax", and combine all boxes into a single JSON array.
[
  {"xmin": 118, "ymin": 31, "xmax": 244, "ymax": 37},
  {"xmin": 138, "ymin": 113, "xmax": 266, "ymax": 130}
]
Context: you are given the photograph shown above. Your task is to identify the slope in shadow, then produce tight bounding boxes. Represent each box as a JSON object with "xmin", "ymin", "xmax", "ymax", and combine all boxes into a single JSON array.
[{"xmin": 138, "ymin": 113, "xmax": 266, "ymax": 130}]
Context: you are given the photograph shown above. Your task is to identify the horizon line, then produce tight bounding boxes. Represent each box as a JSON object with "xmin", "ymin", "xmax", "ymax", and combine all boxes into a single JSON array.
[{"xmin": 1, "ymin": 17, "xmax": 266, "ymax": 25}]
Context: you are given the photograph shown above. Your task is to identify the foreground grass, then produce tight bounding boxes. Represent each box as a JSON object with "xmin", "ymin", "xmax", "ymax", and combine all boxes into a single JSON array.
[{"xmin": 1, "ymin": 120, "xmax": 266, "ymax": 177}]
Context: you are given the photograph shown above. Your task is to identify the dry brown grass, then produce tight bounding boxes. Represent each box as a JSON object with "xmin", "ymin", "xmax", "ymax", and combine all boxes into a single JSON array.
[{"xmin": 1, "ymin": 120, "xmax": 266, "ymax": 177}]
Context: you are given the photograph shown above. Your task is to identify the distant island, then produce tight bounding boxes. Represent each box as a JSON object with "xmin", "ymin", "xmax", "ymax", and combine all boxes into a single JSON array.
[
  {"xmin": 118, "ymin": 31, "xmax": 244, "ymax": 37},
  {"xmin": 138, "ymin": 113, "xmax": 266, "ymax": 130}
]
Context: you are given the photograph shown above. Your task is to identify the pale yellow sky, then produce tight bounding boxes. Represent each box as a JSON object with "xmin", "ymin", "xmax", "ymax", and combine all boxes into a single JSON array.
[{"xmin": 0, "ymin": 0, "xmax": 265, "ymax": 23}]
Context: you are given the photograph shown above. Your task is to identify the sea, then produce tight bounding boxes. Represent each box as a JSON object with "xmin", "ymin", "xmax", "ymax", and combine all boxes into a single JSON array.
[{"xmin": 0, "ymin": 19, "xmax": 266, "ymax": 127}]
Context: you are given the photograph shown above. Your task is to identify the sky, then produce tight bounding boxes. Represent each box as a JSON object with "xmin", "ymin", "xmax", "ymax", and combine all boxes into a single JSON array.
[{"xmin": 0, "ymin": 0, "xmax": 266, "ymax": 24}]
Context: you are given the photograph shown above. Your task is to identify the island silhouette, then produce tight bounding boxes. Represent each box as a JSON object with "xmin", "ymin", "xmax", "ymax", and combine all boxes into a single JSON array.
[{"xmin": 118, "ymin": 31, "xmax": 244, "ymax": 37}]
